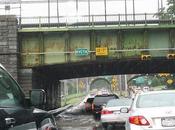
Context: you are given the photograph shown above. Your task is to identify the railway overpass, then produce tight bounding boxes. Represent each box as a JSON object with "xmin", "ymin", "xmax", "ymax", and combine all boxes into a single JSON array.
[{"xmin": 1, "ymin": 14, "xmax": 175, "ymax": 109}]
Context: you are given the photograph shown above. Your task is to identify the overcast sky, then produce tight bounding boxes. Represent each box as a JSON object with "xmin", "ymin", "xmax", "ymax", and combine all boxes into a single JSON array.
[{"xmin": 0, "ymin": 0, "xmax": 167, "ymax": 16}]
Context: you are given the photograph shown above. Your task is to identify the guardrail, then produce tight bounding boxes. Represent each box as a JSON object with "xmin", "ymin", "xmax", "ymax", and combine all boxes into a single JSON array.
[{"xmin": 18, "ymin": 13, "xmax": 175, "ymax": 29}]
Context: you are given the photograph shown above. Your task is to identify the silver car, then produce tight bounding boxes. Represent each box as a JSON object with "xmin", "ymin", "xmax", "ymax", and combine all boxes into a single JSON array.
[
  {"xmin": 125, "ymin": 90, "xmax": 175, "ymax": 130},
  {"xmin": 101, "ymin": 98, "xmax": 132, "ymax": 128}
]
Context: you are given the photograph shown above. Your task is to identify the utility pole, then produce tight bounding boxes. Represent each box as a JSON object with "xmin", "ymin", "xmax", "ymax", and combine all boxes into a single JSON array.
[
  {"xmin": 133, "ymin": 0, "xmax": 135, "ymax": 22},
  {"xmin": 56, "ymin": 0, "xmax": 59, "ymax": 26},
  {"xmin": 104, "ymin": 0, "xmax": 107, "ymax": 25},
  {"xmin": 119, "ymin": 75, "xmax": 122, "ymax": 96},
  {"xmin": 76, "ymin": 78, "xmax": 79, "ymax": 94},
  {"xmin": 76, "ymin": 0, "xmax": 78, "ymax": 24},
  {"xmin": 124, "ymin": 75, "xmax": 128, "ymax": 96},
  {"xmin": 125, "ymin": 0, "xmax": 127, "ymax": 22},
  {"xmin": 48, "ymin": 0, "xmax": 50, "ymax": 25},
  {"xmin": 86, "ymin": 77, "xmax": 89, "ymax": 93},
  {"xmin": 19, "ymin": 0, "xmax": 22, "ymax": 28},
  {"xmin": 88, "ymin": 0, "xmax": 91, "ymax": 24},
  {"xmin": 161, "ymin": 0, "xmax": 163, "ymax": 10},
  {"xmin": 158, "ymin": 0, "xmax": 160, "ymax": 13}
]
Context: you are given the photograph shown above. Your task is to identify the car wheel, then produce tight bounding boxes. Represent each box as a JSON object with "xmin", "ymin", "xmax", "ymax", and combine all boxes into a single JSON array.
[
  {"xmin": 93, "ymin": 114, "xmax": 100, "ymax": 120},
  {"xmin": 102, "ymin": 123, "xmax": 108, "ymax": 130}
]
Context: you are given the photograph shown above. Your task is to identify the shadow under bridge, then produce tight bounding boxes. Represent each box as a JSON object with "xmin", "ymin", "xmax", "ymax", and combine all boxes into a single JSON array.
[{"xmin": 32, "ymin": 58, "xmax": 175, "ymax": 110}]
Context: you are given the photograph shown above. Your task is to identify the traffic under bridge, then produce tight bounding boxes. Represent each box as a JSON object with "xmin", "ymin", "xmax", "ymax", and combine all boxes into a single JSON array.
[{"xmin": 32, "ymin": 58, "xmax": 175, "ymax": 110}]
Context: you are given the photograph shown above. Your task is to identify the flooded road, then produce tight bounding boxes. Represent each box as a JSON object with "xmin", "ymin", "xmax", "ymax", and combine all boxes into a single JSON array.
[
  {"xmin": 55, "ymin": 94, "xmax": 125, "ymax": 130},
  {"xmin": 56, "ymin": 105, "xmax": 125, "ymax": 130},
  {"xmin": 56, "ymin": 114, "xmax": 98, "ymax": 130}
]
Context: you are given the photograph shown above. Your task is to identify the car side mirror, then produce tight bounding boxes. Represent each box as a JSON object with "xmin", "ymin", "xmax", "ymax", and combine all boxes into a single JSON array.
[
  {"xmin": 120, "ymin": 107, "xmax": 129, "ymax": 113},
  {"xmin": 30, "ymin": 89, "xmax": 46, "ymax": 107},
  {"xmin": 102, "ymin": 104, "xmax": 106, "ymax": 108}
]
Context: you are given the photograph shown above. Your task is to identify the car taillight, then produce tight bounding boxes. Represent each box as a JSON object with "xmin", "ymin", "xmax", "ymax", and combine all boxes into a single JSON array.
[
  {"xmin": 129, "ymin": 116, "xmax": 150, "ymax": 126},
  {"xmin": 101, "ymin": 110, "xmax": 113, "ymax": 115},
  {"xmin": 44, "ymin": 127, "xmax": 56, "ymax": 130},
  {"xmin": 92, "ymin": 103, "xmax": 94, "ymax": 111},
  {"xmin": 45, "ymin": 128, "xmax": 51, "ymax": 130}
]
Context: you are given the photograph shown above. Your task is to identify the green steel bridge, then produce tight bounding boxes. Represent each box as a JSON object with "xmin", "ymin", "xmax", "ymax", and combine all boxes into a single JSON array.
[
  {"xmin": 16, "ymin": 13, "xmax": 175, "ymax": 109},
  {"xmin": 18, "ymin": 13, "xmax": 175, "ymax": 69}
]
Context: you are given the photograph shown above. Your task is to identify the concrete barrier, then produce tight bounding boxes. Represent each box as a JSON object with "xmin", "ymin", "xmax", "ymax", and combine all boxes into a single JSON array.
[{"xmin": 48, "ymin": 104, "xmax": 72, "ymax": 116}]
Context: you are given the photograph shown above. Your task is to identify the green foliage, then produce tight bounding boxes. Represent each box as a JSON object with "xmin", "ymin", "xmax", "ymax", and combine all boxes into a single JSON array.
[
  {"xmin": 61, "ymin": 93, "xmax": 86, "ymax": 106},
  {"xmin": 67, "ymin": 82, "xmax": 76, "ymax": 94},
  {"xmin": 155, "ymin": 0, "xmax": 175, "ymax": 19},
  {"xmin": 167, "ymin": 0, "xmax": 175, "ymax": 17},
  {"xmin": 150, "ymin": 76, "xmax": 162, "ymax": 87}
]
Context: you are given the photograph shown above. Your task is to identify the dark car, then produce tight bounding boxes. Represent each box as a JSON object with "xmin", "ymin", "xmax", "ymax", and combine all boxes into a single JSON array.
[
  {"xmin": 83, "ymin": 93, "xmax": 96, "ymax": 113},
  {"xmin": 92, "ymin": 94, "xmax": 119, "ymax": 119},
  {"xmin": 85, "ymin": 97, "xmax": 94, "ymax": 113},
  {"xmin": 0, "ymin": 64, "xmax": 57, "ymax": 130}
]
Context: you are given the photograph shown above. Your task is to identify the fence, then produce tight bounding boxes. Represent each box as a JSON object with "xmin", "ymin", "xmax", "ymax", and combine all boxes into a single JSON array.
[{"xmin": 18, "ymin": 13, "xmax": 175, "ymax": 29}]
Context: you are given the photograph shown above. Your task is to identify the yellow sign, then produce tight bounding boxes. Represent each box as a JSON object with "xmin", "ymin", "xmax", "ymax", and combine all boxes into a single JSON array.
[
  {"xmin": 79, "ymin": 81, "xmax": 84, "ymax": 88},
  {"xmin": 96, "ymin": 47, "xmax": 108, "ymax": 56},
  {"xmin": 159, "ymin": 73, "xmax": 170, "ymax": 77},
  {"xmin": 167, "ymin": 79, "xmax": 173, "ymax": 85}
]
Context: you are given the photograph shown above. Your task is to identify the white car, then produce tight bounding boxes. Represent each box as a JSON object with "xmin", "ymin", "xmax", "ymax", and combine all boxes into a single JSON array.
[
  {"xmin": 101, "ymin": 98, "xmax": 132, "ymax": 129},
  {"xmin": 124, "ymin": 90, "xmax": 175, "ymax": 130}
]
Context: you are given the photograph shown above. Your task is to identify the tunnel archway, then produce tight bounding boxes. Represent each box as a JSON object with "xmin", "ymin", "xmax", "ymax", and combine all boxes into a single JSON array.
[{"xmin": 90, "ymin": 78, "xmax": 111, "ymax": 91}]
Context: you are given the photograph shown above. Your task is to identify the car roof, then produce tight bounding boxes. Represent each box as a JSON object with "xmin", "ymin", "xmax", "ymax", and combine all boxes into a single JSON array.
[
  {"xmin": 107, "ymin": 98, "xmax": 132, "ymax": 102},
  {"xmin": 136, "ymin": 90, "xmax": 175, "ymax": 96},
  {"xmin": 95, "ymin": 94, "xmax": 118, "ymax": 97},
  {"xmin": 106, "ymin": 98, "xmax": 132, "ymax": 105},
  {"xmin": 0, "ymin": 64, "xmax": 5, "ymax": 69}
]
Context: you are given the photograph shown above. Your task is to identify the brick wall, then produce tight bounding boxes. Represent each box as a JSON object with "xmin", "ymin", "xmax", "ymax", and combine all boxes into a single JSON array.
[{"xmin": 0, "ymin": 15, "xmax": 18, "ymax": 80}]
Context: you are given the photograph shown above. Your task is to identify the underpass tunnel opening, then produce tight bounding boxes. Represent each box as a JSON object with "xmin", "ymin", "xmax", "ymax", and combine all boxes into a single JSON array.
[
  {"xmin": 90, "ymin": 78, "xmax": 111, "ymax": 92},
  {"xmin": 32, "ymin": 59, "xmax": 175, "ymax": 110}
]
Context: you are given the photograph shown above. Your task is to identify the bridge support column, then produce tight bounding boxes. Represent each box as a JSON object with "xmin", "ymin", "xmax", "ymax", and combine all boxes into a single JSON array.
[
  {"xmin": 45, "ymin": 80, "xmax": 61, "ymax": 110},
  {"xmin": 170, "ymin": 30, "xmax": 175, "ymax": 53},
  {"xmin": 32, "ymin": 70, "xmax": 61, "ymax": 110}
]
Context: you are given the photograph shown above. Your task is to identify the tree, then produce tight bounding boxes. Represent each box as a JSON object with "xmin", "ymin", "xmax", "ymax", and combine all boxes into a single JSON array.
[
  {"xmin": 167, "ymin": 0, "xmax": 175, "ymax": 13},
  {"xmin": 155, "ymin": 0, "xmax": 175, "ymax": 19},
  {"xmin": 166, "ymin": 0, "xmax": 175, "ymax": 18}
]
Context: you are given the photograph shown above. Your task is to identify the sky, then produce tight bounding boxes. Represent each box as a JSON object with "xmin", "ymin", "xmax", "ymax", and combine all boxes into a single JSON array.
[{"xmin": 0, "ymin": 0, "xmax": 168, "ymax": 23}]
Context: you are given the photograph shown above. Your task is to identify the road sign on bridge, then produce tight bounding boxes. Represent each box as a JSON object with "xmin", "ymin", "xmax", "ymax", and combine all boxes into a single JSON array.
[
  {"xmin": 96, "ymin": 47, "xmax": 108, "ymax": 56},
  {"xmin": 75, "ymin": 48, "xmax": 89, "ymax": 56}
]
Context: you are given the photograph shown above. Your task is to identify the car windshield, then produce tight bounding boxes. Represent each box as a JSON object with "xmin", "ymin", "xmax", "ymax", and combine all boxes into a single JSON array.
[
  {"xmin": 0, "ymin": 67, "xmax": 23, "ymax": 107},
  {"xmin": 136, "ymin": 92, "xmax": 175, "ymax": 108},
  {"xmin": 93, "ymin": 95, "xmax": 117, "ymax": 105},
  {"xmin": 87, "ymin": 98, "xmax": 94, "ymax": 103},
  {"xmin": 106, "ymin": 99, "xmax": 132, "ymax": 107}
]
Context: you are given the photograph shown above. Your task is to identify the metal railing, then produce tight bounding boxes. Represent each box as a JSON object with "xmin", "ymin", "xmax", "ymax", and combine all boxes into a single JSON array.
[{"xmin": 18, "ymin": 13, "xmax": 175, "ymax": 29}]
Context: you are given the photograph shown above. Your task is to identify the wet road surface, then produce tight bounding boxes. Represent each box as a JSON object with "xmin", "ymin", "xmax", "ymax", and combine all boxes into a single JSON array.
[{"xmin": 56, "ymin": 106, "xmax": 125, "ymax": 130}]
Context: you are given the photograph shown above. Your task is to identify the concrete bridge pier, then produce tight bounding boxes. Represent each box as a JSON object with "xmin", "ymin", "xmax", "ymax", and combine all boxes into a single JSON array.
[
  {"xmin": 45, "ymin": 80, "xmax": 61, "ymax": 110},
  {"xmin": 32, "ymin": 70, "xmax": 61, "ymax": 110}
]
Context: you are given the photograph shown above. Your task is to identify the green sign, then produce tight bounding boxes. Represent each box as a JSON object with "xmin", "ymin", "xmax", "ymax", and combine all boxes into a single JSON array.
[
  {"xmin": 75, "ymin": 48, "xmax": 89, "ymax": 56},
  {"xmin": 134, "ymin": 77, "xmax": 145, "ymax": 84}
]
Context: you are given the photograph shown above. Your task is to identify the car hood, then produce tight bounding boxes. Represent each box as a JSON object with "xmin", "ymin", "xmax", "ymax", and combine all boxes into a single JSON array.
[{"xmin": 0, "ymin": 106, "xmax": 48, "ymax": 130}]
